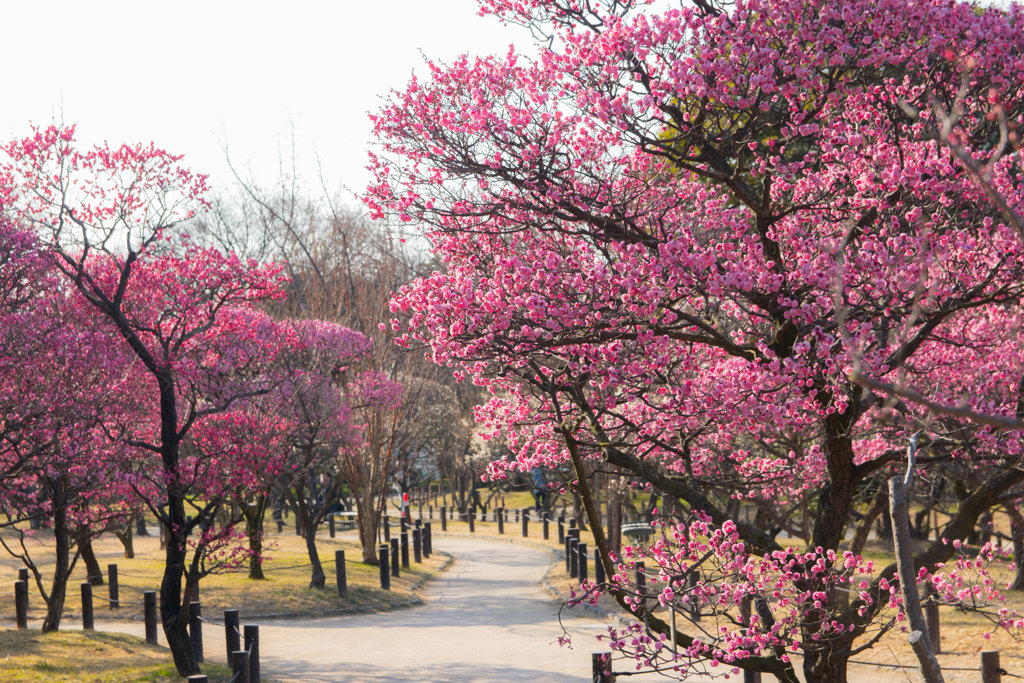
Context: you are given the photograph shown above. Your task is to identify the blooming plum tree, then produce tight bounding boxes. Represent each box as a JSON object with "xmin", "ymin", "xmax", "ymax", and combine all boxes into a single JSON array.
[
  {"xmin": 2, "ymin": 124, "xmax": 290, "ymax": 675},
  {"xmin": 367, "ymin": 1, "xmax": 1024, "ymax": 681}
]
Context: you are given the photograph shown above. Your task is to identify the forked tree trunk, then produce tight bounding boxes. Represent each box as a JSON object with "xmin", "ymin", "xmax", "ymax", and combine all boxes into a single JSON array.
[
  {"xmin": 114, "ymin": 520, "xmax": 134, "ymax": 558},
  {"xmin": 79, "ymin": 539, "xmax": 104, "ymax": 585},
  {"xmin": 244, "ymin": 496, "xmax": 267, "ymax": 580}
]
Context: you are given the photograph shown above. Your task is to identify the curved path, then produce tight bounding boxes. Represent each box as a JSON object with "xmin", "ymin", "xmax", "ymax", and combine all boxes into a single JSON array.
[{"xmin": 98, "ymin": 537, "xmax": 654, "ymax": 682}]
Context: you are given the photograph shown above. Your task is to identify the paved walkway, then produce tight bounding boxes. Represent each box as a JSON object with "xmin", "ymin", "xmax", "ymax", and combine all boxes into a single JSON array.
[{"xmin": 80, "ymin": 537, "xmax": 655, "ymax": 682}]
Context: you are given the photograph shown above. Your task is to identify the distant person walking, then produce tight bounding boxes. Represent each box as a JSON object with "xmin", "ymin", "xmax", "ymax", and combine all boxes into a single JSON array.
[{"xmin": 531, "ymin": 467, "xmax": 548, "ymax": 512}]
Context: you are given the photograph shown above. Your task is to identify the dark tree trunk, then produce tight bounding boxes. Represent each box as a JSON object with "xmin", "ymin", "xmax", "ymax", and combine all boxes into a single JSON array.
[
  {"xmin": 851, "ymin": 486, "xmax": 888, "ymax": 555},
  {"xmin": 41, "ymin": 480, "xmax": 74, "ymax": 633},
  {"xmin": 79, "ymin": 539, "xmax": 104, "ymax": 586},
  {"xmin": 245, "ymin": 496, "xmax": 267, "ymax": 580},
  {"xmin": 114, "ymin": 520, "xmax": 134, "ymax": 558},
  {"xmin": 1006, "ymin": 506, "xmax": 1024, "ymax": 591},
  {"xmin": 296, "ymin": 492, "xmax": 325, "ymax": 589}
]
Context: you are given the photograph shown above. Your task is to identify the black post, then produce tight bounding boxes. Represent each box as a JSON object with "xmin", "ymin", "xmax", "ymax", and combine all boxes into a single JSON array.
[
  {"xmin": 578, "ymin": 542, "xmax": 588, "ymax": 583},
  {"xmin": 497, "ymin": 509, "xmax": 504, "ymax": 534},
  {"xmin": 108, "ymin": 563, "xmax": 119, "ymax": 609},
  {"xmin": 635, "ymin": 562, "xmax": 646, "ymax": 612},
  {"xmin": 594, "ymin": 547, "xmax": 605, "ymax": 584},
  {"xmin": 740, "ymin": 597, "xmax": 762, "ymax": 683},
  {"xmin": 190, "ymin": 601, "xmax": 203, "ymax": 663},
  {"xmin": 401, "ymin": 531, "xmax": 410, "ymax": 569},
  {"xmin": 15, "ymin": 580, "xmax": 27, "ymax": 629},
  {"xmin": 569, "ymin": 537, "xmax": 579, "ymax": 578},
  {"xmin": 441, "ymin": 507, "xmax": 447, "ymax": 531},
  {"xmin": 558, "ymin": 515, "xmax": 565, "ymax": 544},
  {"xmin": 336, "ymin": 550, "xmax": 348, "ymax": 598},
  {"xmin": 379, "ymin": 545, "xmax": 391, "ymax": 590},
  {"xmin": 18, "ymin": 567, "xmax": 28, "ymax": 582},
  {"xmin": 144, "ymin": 591, "xmax": 158, "ymax": 644},
  {"xmin": 564, "ymin": 534, "xmax": 572, "ymax": 572},
  {"xmin": 225, "ymin": 609, "xmax": 240, "ymax": 662},
  {"xmin": 231, "ymin": 650, "xmax": 250, "ymax": 683},
  {"xmin": 593, "ymin": 652, "xmax": 613, "ymax": 683},
  {"xmin": 384, "ymin": 516, "xmax": 391, "ymax": 543},
  {"xmin": 543, "ymin": 514, "xmax": 549, "ymax": 540},
  {"xmin": 688, "ymin": 572, "xmax": 701, "ymax": 621},
  {"xmin": 413, "ymin": 528, "xmax": 422, "ymax": 563},
  {"xmin": 244, "ymin": 623, "xmax": 260, "ymax": 683},
  {"xmin": 391, "ymin": 539, "xmax": 400, "ymax": 578},
  {"xmin": 522, "ymin": 510, "xmax": 529, "ymax": 537},
  {"xmin": 429, "ymin": 505, "xmax": 433, "ymax": 520},
  {"xmin": 982, "ymin": 651, "xmax": 1001, "ymax": 683},
  {"xmin": 276, "ymin": 520, "xmax": 284, "ymax": 533},
  {"xmin": 468, "ymin": 511, "xmax": 475, "ymax": 533},
  {"xmin": 187, "ymin": 676, "xmax": 209, "ymax": 683},
  {"xmin": 81, "ymin": 582, "xmax": 94, "ymax": 630},
  {"xmin": 424, "ymin": 522, "xmax": 432, "ymax": 557},
  {"xmin": 329, "ymin": 514, "xmax": 335, "ymax": 538}
]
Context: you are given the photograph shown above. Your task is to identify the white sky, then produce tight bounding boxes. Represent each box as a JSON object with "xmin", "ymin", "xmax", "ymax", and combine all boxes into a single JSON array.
[{"xmin": 0, "ymin": 0, "xmax": 531, "ymax": 204}]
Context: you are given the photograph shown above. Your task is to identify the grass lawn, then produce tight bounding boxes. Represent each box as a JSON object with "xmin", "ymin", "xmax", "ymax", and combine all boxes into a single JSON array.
[
  {"xmin": 0, "ymin": 629, "xmax": 234, "ymax": 682},
  {"xmin": 0, "ymin": 521, "xmax": 449, "ymax": 624}
]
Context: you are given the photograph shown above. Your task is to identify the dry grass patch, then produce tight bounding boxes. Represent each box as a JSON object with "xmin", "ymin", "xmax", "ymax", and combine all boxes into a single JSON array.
[
  {"xmin": 0, "ymin": 526, "xmax": 449, "ymax": 623},
  {"xmin": 0, "ymin": 629, "xmax": 233, "ymax": 682}
]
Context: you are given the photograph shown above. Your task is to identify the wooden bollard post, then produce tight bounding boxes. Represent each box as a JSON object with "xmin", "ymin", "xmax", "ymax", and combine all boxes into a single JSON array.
[
  {"xmin": 335, "ymin": 550, "xmax": 347, "ymax": 598},
  {"xmin": 231, "ymin": 650, "xmax": 250, "ymax": 683},
  {"xmin": 739, "ymin": 597, "xmax": 762, "ymax": 683},
  {"xmin": 592, "ymin": 652, "xmax": 613, "ymax": 682},
  {"xmin": 688, "ymin": 572, "xmax": 701, "ymax": 621},
  {"xmin": 981, "ymin": 651, "xmax": 1001, "ymax": 683},
  {"xmin": 635, "ymin": 562, "xmax": 646, "ymax": 611},
  {"xmin": 81, "ymin": 583, "xmax": 94, "ymax": 630},
  {"xmin": 543, "ymin": 514, "xmax": 549, "ymax": 540},
  {"xmin": 144, "ymin": 591, "xmax": 158, "ymax": 644},
  {"xmin": 925, "ymin": 590, "xmax": 941, "ymax": 654},
  {"xmin": 244, "ymin": 623, "xmax": 260, "ymax": 683},
  {"xmin": 225, "ymin": 609, "xmax": 240, "ymax": 662},
  {"xmin": 379, "ymin": 545, "xmax": 391, "ymax": 590},
  {"xmin": 522, "ymin": 510, "xmax": 529, "ymax": 538},
  {"xmin": 384, "ymin": 517, "xmax": 391, "ymax": 543},
  {"xmin": 413, "ymin": 528, "xmax": 423, "ymax": 563},
  {"xmin": 516, "ymin": 509, "xmax": 520, "ymax": 523},
  {"xmin": 577, "ymin": 542, "xmax": 588, "ymax": 583},
  {"xmin": 108, "ymin": 564, "xmax": 119, "ymax": 609},
  {"xmin": 328, "ymin": 514, "xmax": 335, "ymax": 538},
  {"xmin": 497, "ymin": 508, "xmax": 504, "ymax": 534},
  {"xmin": 187, "ymin": 676, "xmax": 209, "ymax": 683},
  {"xmin": 594, "ymin": 548, "xmax": 605, "ymax": 584},
  {"xmin": 15, "ymin": 580, "xmax": 27, "ymax": 629},
  {"xmin": 564, "ymin": 533, "xmax": 572, "ymax": 572},
  {"xmin": 401, "ymin": 531, "xmax": 410, "ymax": 569},
  {"xmin": 558, "ymin": 515, "xmax": 565, "ymax": 543},
  {"xmin": 423, "ymin": 522, "xmax": 432, "ymax": 557},
  {"xmin": 468, "ymin": 510, "xmax": 475, "ymax": 533},
  {"xmin": 441, "ymin": 507, "xmax": 447, "ymax": 532},
  {"xmin": 190, "ymin": 601, "xmax": 203, "ymax": 663},
  {"xmin": 429, "ymin": 505, "xmax": 433, "ymax": 520},
  {"xmin": 569, "ymin": 537, "xmax": 579, "ymax": 578},
  {"xmin": 18, "ymin": 567, "xmax": 27, "ymax": 582},
  {"xmin": 391, "ymin": 539, "xmax": 400, "ymax": 578}
]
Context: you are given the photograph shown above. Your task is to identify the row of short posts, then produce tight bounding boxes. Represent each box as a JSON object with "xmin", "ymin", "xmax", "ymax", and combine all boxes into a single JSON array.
[{"xmin": 378, "ymin": 521, "xmax": 432, "ymax": 590}]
